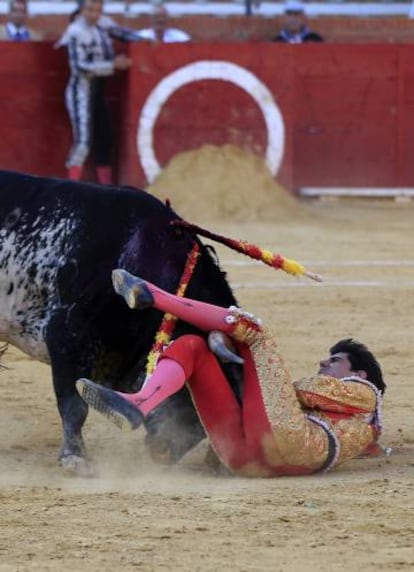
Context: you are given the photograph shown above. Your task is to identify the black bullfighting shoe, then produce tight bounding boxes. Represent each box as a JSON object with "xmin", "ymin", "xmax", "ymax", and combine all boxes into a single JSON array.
[
  {"xmin": 76, "ymin": 378, "xmax": 144, "ymax": 431},
  {"xmin": 111, "ymin": 269, "xmax": 154, "ymax": 310}
]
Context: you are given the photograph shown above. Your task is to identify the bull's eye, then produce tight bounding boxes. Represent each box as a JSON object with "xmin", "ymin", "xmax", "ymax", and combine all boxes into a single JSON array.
[{"xmin": 4, "ymin": 207, "xmax": 22, "ymax": 229}]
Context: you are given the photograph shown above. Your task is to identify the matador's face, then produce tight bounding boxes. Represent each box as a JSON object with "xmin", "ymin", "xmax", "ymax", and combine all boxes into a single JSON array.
[{"xmin": 318, "ymin": 351, "xmax": 366, "ymax": 380}]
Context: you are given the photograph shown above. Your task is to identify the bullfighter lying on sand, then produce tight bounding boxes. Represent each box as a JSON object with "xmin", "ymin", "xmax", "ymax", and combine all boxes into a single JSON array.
[{"xmin": 78, "ymin": 269, "xmax": 386, "ymax": 477}]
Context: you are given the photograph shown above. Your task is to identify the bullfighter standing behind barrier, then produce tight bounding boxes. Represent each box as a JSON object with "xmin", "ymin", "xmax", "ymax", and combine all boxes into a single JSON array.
[
  {"xmin": 58, "ymin": 0, "xmax": 132, "ymax": 184},
  {"xmin": 78, "ymin": 265, "xmax": 386, "ymax": 478}
]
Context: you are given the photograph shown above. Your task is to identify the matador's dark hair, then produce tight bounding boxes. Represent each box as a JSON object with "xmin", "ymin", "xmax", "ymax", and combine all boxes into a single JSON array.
[
  {"xmin": 330, "ymin": 338, "xmax": 386, "ymax": 395},
  {"xmin": 70, "ymin": 0, "xmax": 103, "ymax": 22}
]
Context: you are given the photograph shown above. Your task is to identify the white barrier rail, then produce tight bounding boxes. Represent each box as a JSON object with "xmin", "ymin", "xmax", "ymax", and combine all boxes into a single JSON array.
[{"xmin": 299, "ymin": 187, "xmax": 414, "ymax": 198}]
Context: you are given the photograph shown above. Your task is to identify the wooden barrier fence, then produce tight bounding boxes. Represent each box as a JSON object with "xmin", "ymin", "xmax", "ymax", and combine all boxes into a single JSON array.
[{"xmin": 1, "ymin": 41, "xmax": 414, "ymax": 191}]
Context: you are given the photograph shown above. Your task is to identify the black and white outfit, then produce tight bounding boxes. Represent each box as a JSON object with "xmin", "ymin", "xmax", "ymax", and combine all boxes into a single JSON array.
[{"xmin": 59, "ymin": 16, "xmax": 117, "ymax": 172}]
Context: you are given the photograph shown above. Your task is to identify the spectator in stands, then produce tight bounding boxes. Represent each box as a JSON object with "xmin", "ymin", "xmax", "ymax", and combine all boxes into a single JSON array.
[
  {"xmin": 58, "ymin": 0, "xmax": 132, "ymax": 184},
  {"xmin": 0, "ymin": 0, "xmax": 42, "ymax": 41},
  {"xmin": 135, "ymin": 4, "xmax": 191, "ymax": 43},
  {"xmin": 272, "ymin": 1, "xmax": 324, "ymax": 44}
]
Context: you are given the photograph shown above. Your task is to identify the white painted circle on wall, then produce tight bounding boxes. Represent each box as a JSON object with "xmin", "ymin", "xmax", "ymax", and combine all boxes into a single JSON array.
[{"xmin": 137, "ymin": 60, "xmax": 285, "ymax": 183}]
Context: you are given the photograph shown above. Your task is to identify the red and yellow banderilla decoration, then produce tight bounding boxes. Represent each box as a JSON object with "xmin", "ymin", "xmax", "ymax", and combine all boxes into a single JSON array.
[
  {"xmin": 146, "ymin": 218, "xmax": 322, "ymax": 375},
  {"xmin": 146, "ymin": 242, "xmax": 200, "ymax": 376},
  {"xmin": 170, "ymin": 220, "xmax": 323, "ymax": 283}
]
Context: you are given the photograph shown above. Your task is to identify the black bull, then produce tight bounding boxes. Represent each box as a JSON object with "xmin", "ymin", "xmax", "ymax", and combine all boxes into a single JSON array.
[{"xmin": 0, "ymin": 170, "xmax": 239, "ymax": 473}]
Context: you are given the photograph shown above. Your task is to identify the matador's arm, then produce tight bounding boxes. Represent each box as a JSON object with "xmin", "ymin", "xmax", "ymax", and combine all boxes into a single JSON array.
[{"xmin": 294, "ymin": 375, "xmax": 383, "ymax": 465}]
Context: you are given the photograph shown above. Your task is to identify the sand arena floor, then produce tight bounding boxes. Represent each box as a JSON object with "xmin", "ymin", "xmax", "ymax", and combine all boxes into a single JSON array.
[{"xmin": 1, "ymin": 182, "xmax": 414, "ymax": 571}]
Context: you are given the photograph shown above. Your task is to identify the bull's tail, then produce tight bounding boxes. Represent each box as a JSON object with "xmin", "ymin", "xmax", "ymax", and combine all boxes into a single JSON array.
[{"xmin": 171, "ymin": 220, "xmax": 322, "ymax": 282}]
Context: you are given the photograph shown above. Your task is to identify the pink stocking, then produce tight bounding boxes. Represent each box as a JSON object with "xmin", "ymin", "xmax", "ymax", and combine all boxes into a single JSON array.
[
  {"xmin": 119, "ymin": 358, "xmax": 186, "ymax": 417},
  {"xmin": 145, "ymin": 282, "xmax": 234, "ymax": 334}
]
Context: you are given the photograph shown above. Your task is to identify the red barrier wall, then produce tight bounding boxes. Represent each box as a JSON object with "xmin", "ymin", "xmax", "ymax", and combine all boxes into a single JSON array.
[
  {"xmin": 1, "ymin": 42, "xmax": 414, "ymax": 190},
  {"xmin": 0, "ymin": 43, "xmax": 69, "ymax": 176}
]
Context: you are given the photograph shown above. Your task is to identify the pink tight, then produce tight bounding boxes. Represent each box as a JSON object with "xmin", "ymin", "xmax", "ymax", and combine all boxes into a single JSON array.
[{"xmin": 120, "ymin": 335, "xmax": 271, "ymax": 471}]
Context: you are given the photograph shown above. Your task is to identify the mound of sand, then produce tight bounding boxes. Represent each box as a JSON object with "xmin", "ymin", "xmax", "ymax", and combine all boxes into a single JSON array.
[{"xmin": 147, "ymin": 144, "xmax": 310, "ymax": 223}]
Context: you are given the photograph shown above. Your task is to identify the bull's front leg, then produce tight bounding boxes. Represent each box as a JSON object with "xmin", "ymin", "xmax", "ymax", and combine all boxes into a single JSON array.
[{"xmin": 45, "ymin": 310, "xmax": 92, "ymax": 476}]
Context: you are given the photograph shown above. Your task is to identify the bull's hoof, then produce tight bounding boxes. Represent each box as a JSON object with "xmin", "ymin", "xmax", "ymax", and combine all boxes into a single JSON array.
[
  {"xmin": 77, "ymin": 378, "xmax": 144, "ymax": 432},
  {"xmin": 111, "ymin": 269, "xmax": 154, "ymax": 310},
  {"xmin": 59, "ymin": 454, "xmax": 95, "ymax": 478}
]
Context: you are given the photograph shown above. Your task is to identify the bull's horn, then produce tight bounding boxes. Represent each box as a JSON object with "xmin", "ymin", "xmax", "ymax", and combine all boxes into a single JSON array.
[{"xmin": 208, "ymin": 331, "xmax": 244, "ymax": 365}]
